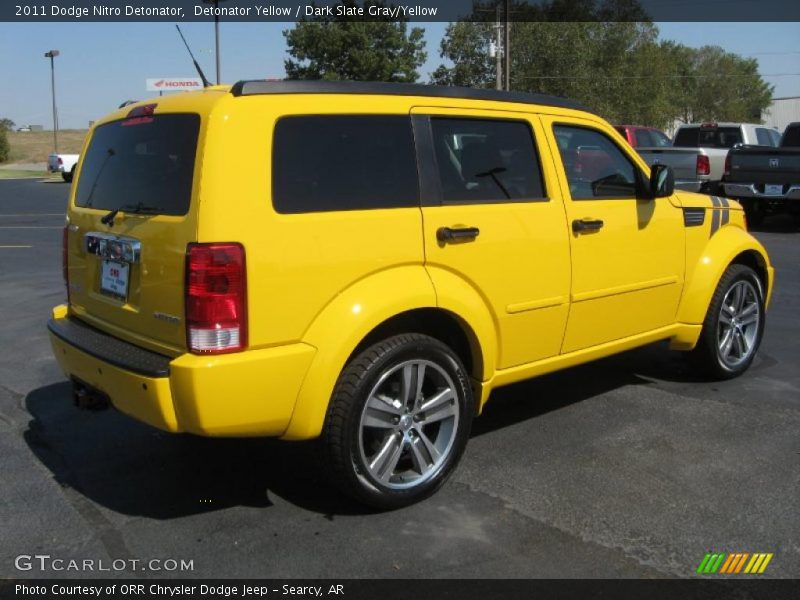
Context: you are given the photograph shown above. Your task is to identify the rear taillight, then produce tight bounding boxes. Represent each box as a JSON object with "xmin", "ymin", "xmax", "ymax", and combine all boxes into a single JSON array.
[
  {"xmin": 185, "ymin": 243, "xmax": 247, "ymax": 354},
  {"xmin": 697, "ymin": 155, "xmax": 710, "ymax": 176},
  {"xmin": 723, "ymin": 153, "xmax": 731, "ymax": 178},
  {"xmin": 62, "ymin": 225, "xmax": 69, "ymax": 300}
]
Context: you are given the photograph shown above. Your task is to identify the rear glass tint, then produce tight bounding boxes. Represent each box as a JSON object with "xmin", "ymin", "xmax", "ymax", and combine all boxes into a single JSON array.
[
  {"xmin": 272, "ymin": 116, "xmax": 419, "ymax": 213},
  {"xmin": 75, "ymin": 114, "xmax": 200, "ymax": 216},
  {"xmin": 782, "ymin": 125, "xmax": 800, "ymax": 147},
  {"xmin": 675, "ymin": 126, "xmax": 742, "ymax": 148}
]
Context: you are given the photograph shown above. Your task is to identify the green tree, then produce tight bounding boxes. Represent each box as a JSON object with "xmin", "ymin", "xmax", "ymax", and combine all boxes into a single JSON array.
[
  {"xmin": 283, "ymin": 1, "xmax": 426, "ymax": 82},
  {"xmin": 683, "ymin": 46, "xmax": 773, "ymax": 123},
  {"xmin": 0, "ymin": 129, "xmax": 10, "ymax": 163},
  {"xmin": 0, "ymin": 118, "xmax": 15, "ymax": 132}
]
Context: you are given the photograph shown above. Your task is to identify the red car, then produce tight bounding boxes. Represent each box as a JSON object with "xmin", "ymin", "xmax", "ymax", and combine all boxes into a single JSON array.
[{"xmin": 614, "ymin": 125, "xmax": 672, "ymax": 148}]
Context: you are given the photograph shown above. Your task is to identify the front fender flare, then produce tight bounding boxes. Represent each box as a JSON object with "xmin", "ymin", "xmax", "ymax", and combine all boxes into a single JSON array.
[{"xmin": 677, "ymin": 226, "xmax": 773, "ymax": 327}]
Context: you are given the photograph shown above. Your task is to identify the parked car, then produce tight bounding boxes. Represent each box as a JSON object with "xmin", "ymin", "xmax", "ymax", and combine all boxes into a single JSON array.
[
  {"xmin": 48, "ymin": 81, "xmax": 774, "ymax": 508},
  {"xmin": 722, "ymin": 122, "xmax": 800, "ymax": 225},
  {"xmin": 48, "ymin": 152, "xmax": 79, "ymax": 182},
  {"xmin": 637, "ymin": 122, "xmax": 780, "ymax": 194},
  {"xmin": 614, "ymin": 125, "xmax": 671, "ymax": 148}
]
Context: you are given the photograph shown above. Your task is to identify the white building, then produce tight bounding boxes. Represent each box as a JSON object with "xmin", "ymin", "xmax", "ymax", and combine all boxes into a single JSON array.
[{"xmin": 762, "ymin": 96, "xmax": 800, "ymax": 135}]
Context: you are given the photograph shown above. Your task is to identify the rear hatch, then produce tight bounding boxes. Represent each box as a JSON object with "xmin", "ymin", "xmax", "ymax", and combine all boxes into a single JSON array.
[{"xmin": 65, "ymin": 111, "xmax": 201, "ymax": 355}]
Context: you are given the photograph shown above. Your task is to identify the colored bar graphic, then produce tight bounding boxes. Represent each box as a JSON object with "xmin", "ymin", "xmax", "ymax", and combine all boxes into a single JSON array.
[
  {"xmin": 705, "ymin": 552, "xmax": 774, "ymax": 575},
  {"xmin": 735, "ymin": 553, "xmax": 750, "ymax": 573},
  {"xmin": 697, "ymin": 553, "xmax": 712, "ymax": 574},
  {"xmin": 758, "ymin": 554, "xmax": 774, "ymax": 573}
]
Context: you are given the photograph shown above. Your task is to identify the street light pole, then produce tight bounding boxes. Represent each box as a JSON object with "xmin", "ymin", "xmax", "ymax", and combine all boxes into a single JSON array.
[
  {"xmin": 202, "ymin": 0, "xmax": 227, "ymax": 84},
  {"xmin": 44, "ymin": 49, "xmax": 60, "ymax": 154}
]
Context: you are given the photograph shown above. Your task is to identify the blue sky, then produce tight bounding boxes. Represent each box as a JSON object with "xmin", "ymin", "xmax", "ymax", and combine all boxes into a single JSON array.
[{"xmin": 0, "ymin": 21, "xmax": 798, "ymax": 129}]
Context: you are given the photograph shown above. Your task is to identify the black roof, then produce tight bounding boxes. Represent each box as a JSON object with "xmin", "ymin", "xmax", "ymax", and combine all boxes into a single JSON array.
[{"xmin": 230, "ymin": 80, "xmax": 592, "ymax": 113}]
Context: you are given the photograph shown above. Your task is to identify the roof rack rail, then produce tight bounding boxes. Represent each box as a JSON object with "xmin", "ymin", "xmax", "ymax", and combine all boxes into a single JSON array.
[{"xmin": 229, "ymin": 80, "xmax": 592, "ymax": 113}]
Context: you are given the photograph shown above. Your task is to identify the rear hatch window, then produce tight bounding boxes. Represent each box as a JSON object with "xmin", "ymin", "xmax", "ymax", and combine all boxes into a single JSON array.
[
  {"xmin": 674, "ymin": 127, "xmax": 741, "ymax": 148},
  {"xmin": 76, "ymin": 114, "xmax": 200, "ymax": 215}
]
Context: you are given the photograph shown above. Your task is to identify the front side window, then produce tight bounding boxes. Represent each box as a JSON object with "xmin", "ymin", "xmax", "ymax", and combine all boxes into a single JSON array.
[
  {"xmin": 553, "ymin": 125, "xmax": 639, "ymax": 200},
  {"xmin": 429, "ymin": 118, "xmax": 546, "ymax": 203},
  {"xmin": 272, "ymin": 116, "xmax": 418, "ymax": 214}
]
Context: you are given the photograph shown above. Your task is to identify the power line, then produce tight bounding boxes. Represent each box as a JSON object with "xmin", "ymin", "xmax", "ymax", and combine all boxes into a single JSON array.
[{"xmin": 520, "ymin": 73, "xmax": 800, "ymax": 80}]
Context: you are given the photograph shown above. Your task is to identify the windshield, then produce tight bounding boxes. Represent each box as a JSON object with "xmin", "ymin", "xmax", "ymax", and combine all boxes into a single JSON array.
[{"xmin": 75, "ymin": 114, "xmax": 200, "ymax": 215}]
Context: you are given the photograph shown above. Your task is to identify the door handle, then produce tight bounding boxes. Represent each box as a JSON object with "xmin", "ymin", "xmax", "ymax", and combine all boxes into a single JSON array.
[
  {"xmin": 437, "ymin": 226, "xmax": 480, "ymax": 243},
  {"xmin": 572, "ymin": 219, "xmax": 604, "ymax": 233}
]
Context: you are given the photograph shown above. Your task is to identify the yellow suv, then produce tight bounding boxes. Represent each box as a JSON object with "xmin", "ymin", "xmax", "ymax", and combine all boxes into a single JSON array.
[{"xmin": 49, "ymin": 81, "xmax": 774, "ymax": 508}]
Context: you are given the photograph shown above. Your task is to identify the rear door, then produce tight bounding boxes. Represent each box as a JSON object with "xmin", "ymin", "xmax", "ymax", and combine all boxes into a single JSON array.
[
  {"xmin": 66, "ymin": 112, "xmax": 201, "ymax": 355},
  {"xmin": 412, "ymin": 107, "xmax": 571, "ymax": 369}
]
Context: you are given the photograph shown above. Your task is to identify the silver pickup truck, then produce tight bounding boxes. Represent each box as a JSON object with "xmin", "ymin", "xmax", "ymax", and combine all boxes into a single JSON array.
[
  {"xmin": 637, "ymin": 123, "xmax": 780, "ymax": 194},
  {"xmin": 722, "ymin": 122, "xmax": 800, "ymax": 225}
]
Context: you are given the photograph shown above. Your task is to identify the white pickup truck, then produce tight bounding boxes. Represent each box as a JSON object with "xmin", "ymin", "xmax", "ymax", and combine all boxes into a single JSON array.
[
  {"xmin": 47, "ymin": 152, "xmax": 79, "ymax": 182},
  {"xmin": 637, "ymin": 123, "xmax": 780, "ymax": 194}
]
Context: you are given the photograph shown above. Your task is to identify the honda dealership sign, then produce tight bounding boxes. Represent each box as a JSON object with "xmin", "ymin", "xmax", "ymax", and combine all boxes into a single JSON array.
[{"xmin": 146, "ymin": 78, "xmax": 203, "ymax": 92}]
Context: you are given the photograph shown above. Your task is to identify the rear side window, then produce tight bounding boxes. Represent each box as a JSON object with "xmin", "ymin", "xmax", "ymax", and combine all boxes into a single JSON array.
[
  {"xmin": 650, "ymin": 130, "xmax": 672, "ymax": 147},
  {"xmin": 634, "ymin": 129, "xmax": 652, "ymax": 147},
  {"xmin": 756, "ymin": 128, "xmax": 772, "ymax": 146},
  {"xmin": 75, "ymin": 114, "xmax": 200, "ymax": 215},
  {"xmin": 272, "ymin": 116, "xmax": 418, "ymax": 213},
  {"xmin": 673, "ymin": 128, "xmax": 699, "ymax": 147},
  {"xmin": 430, "ymin": 118, "xmax": 545, "ymax": 203}
]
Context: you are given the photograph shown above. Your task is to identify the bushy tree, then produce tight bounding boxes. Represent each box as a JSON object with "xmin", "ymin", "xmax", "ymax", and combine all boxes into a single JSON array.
[
  {"xmin": 0, "ymin": 129, "xmax": 10, "ymax": 163},
  {"xmin": 284, "ymin": 0, "xmax": 426, "ymax": 82},
  {"xmin": 431, "ymin": 1, "xmax": 773, "ymax": 128}
]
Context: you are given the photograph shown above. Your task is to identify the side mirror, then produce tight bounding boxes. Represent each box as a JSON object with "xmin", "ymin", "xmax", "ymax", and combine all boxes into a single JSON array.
[{"xmin": 647, "ymin": 163, "xmax": 674, "ymax": 198}]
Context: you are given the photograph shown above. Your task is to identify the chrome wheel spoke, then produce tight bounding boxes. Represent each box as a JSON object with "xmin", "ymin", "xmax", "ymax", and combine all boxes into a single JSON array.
[
  {"xmin": 416, "ymin": 428, "xmax": 441, "ymax": 464},
  {"xmin": 719, "ymin": 312, "xmax": 732, "ymax": 326},
  {"xmin": 733, "ymin": 331, "xmax": 747, "ymax": 357},
  {"xmin": 408, "ymin": 434, "xmax": 435, "ymax": 476},
  {"xmin": 740, "ymin": 310, "xmax": 759, "ymax": 328},
  {"xmin": 719, "ymin": 329, "xmax": 734, "ymax": 358},
  {"xmin": 418, "ymin": 387, "xmax": 455, "ymax": 423},
  {"xmin": 370, "ymin": 433, "xmax": 404, "ymax": 482},
  {"xmin": 363, "ymin": 394, "xmax": 402, "ymax": 429}
]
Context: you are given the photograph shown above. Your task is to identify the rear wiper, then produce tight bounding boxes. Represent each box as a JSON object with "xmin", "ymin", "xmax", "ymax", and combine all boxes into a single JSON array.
[{"xmin": 100, "ymin": 202, "xmax": 160, "ymax": 226}]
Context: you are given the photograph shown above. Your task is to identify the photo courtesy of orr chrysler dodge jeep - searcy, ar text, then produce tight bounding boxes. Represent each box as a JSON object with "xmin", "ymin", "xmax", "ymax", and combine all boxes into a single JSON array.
[{"xmin": 48, "ymin": 81, "xmax": 774, "ymax": 508}]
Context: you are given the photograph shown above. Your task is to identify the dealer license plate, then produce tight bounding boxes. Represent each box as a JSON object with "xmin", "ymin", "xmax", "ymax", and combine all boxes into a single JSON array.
[
  {"xmin": 100, "ymin": 260, "xmax": 129, "ymax": 299},
  {"xmin": 764, "ymin": 184, "xmax": 783, "ymax": 196}
]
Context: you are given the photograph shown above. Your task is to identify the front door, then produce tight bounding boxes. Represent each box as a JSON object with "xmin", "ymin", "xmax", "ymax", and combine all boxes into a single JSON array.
[{"xmin": 541, "ymin": 117, "xmax": 685, "ymax": 353}]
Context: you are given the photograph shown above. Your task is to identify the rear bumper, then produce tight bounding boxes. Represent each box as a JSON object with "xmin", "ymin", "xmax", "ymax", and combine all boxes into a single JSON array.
[
  {"xmin": 675, "ymin": 179, "xmax": 704, "ymax": 193},
  {"xmin": 722, "ymin": 183, "xmax": 800, "ymax": 201},
  {"xmin": 47, "ymin": 306, "xmax": 317, "ymax": 437}
]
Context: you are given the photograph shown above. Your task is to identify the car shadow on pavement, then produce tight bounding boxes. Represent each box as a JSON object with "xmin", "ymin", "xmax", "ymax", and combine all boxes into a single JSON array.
[
  {"xmin": 747, "ymin": 213, "xmax": 799, "ymax": 234},
  {"xmin": 23, "ymin": 382, "xmax": 369, "ymax": 519},
  {"xmin": 23, "ymin": 342, "xmax": 705, "ymax": 519}
]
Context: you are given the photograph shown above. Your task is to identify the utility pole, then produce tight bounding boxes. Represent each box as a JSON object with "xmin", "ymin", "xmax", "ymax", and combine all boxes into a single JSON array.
[
  {"xmin": 44, "ymin": 50, "xmax": 60, "ymax": 154},
  {"xmin": 504, "ymin": 0, "xmax": 511, "ymax": 91},
  {"xmin": 202, "ymin": 0, "xmax": 227, "ymax": 84},
  {"xmin": 495, "ymin": 4, "xmax": 503, "ymax": 90}
]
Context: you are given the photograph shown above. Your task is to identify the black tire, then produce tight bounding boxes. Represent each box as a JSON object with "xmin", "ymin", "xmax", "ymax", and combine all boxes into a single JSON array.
[
  {"xmin": 62, "ymin": 167, "xmax": 74, "ymax": 183},
  {"xmin": 742, "ymin": 199, "xmax": 765, "ymax": 227},
  {"xmin": 320, "ymin": 333, "xmax": 474, "ymax": 509},
  {"xmin": 689, "ymin": 264, "xmax": 765, "ymax": 380}
]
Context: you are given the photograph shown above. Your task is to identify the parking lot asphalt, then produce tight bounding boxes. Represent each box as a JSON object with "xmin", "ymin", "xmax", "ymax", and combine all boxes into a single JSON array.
[{"xmin": 0, "ymin": 178, "xmax": 798, "ymax": 580}]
